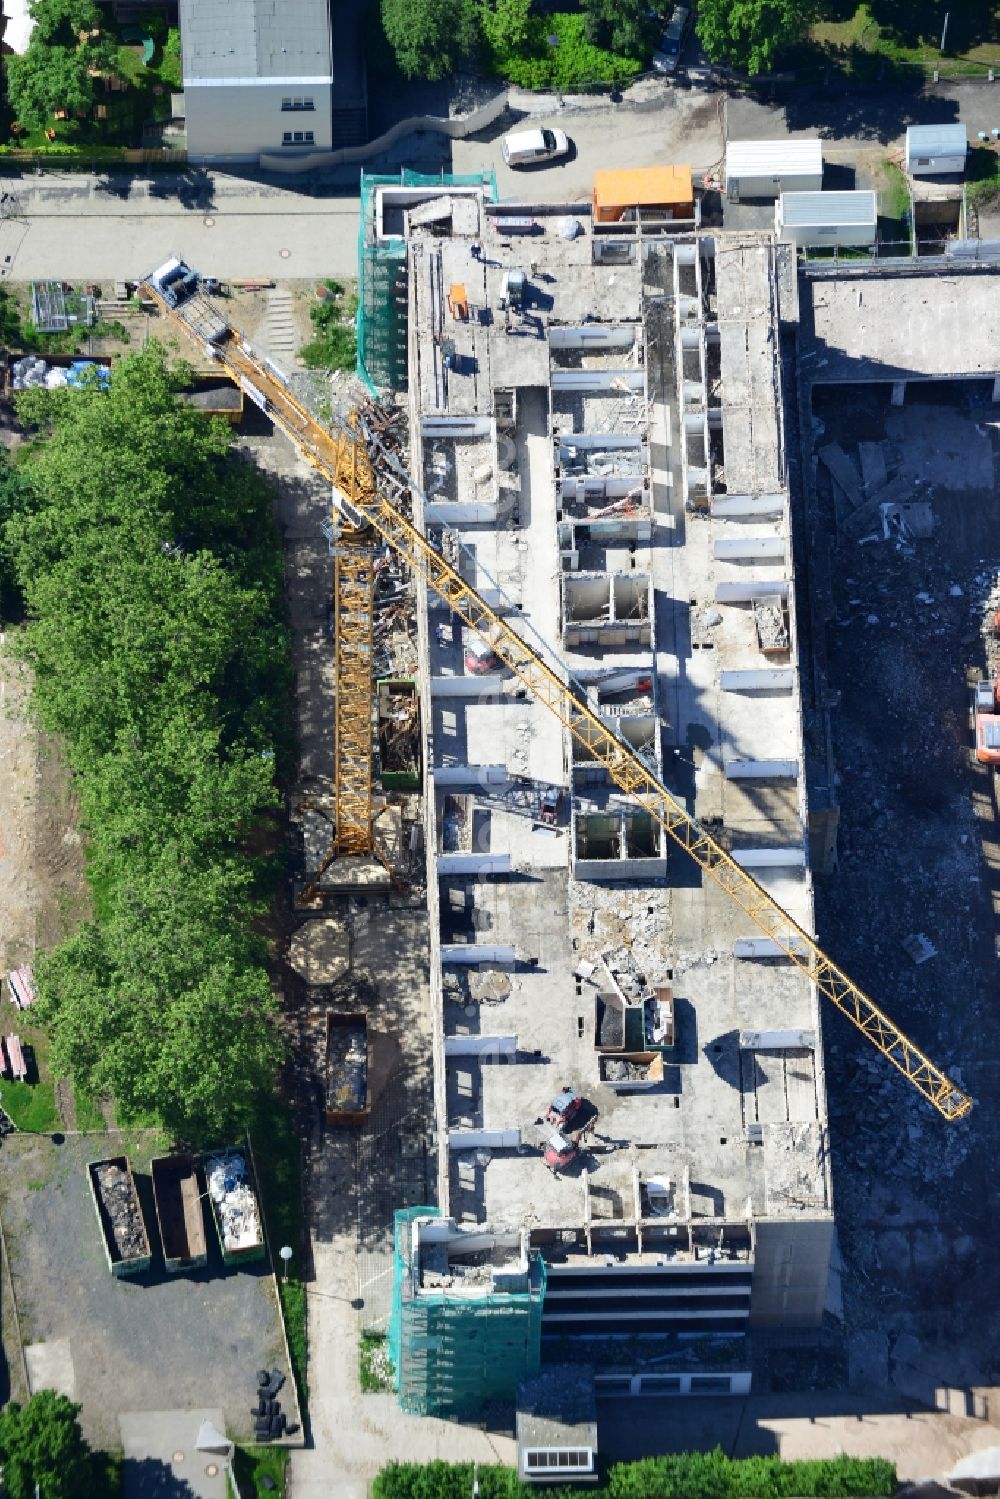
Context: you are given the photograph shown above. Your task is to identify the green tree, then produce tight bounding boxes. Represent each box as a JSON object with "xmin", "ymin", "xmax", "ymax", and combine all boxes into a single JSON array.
[
  {"xmin": 380, "ymin": 0, "xmax": 481, "ymax": 80},
  {"xmin": 4, "ymin": 346, "xmax": 290, "ymax": 1142},
  {"xmin": 0, "ymin": 1391, "xmax": 99, "ymax": 1499},
  {"xmin": 695, "ymin": 0, "xmax": 814, "ymax": 74},
  {"xmin": 6, "ymin": 0, "xmax": 119, "ymax": 132},
  {"xmin": 582, "ymin": 0, "xmax": 655, "ymax": 60},
  {"xmin": 29, "ymin": 0, "xmax": 104, "ymax": 43},
  {"xmin": 481, "ymin": 0, "xmax": 534, "ymax": 56},
  {"xmin": 37, "ymin": 855, "xmax": 282, "ymax": 1140}
]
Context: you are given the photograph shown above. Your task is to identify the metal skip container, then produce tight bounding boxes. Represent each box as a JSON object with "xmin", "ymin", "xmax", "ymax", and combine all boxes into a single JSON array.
[
  {"xmin": 203, "ymin": 1146, "xmax": 266, "ymax": 1267},
  {"xmin": 88, "ymin": 1156, "xmax": 152, "ymax": 1278}
]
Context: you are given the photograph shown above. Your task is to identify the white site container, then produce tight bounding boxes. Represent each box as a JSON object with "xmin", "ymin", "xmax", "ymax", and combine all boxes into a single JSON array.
[
  {"xmin": 775, "ymin": 190, "xmax": 877, "ymax": 248},
  {"xmin": 725, "ymin": 138, "xmax": 823, "ymax": 201},
  {"xmin": 904, "ymin": 123, "xmax": 967, "ymax": 177}
]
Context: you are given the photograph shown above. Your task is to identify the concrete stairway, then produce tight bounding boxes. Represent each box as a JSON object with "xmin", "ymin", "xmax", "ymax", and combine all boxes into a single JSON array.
[{"xmin": 261, "ymin": 287, "xmax": 298, "ymax": 370}]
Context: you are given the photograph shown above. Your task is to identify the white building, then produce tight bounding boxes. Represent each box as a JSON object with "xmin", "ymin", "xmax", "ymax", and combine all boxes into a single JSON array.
[
  {"xmin": 180, "ymin": 0, "xmax": 333, "ymax": 164},
  {"xmin": 725, "ymin": 138, "xmax": 823, "ymax": 201},
  {"xmin": 775, "ymin": 190, "xmax": 878, "ymax": 249},
  {"xmin": 904, "ymin": 123, "xmax": 968, "ymax": 177}
]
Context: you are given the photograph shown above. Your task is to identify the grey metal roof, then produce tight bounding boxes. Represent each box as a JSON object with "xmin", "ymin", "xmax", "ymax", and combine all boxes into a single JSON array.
[
  {"xmin": 906, "ymin": 122, "xmax": 967, "ymax": 156},
  {"xmin": 180, "ymin": 0, "xmax": 332, "ymax": 82},
  {"xmin": 779, "ymin": 190, "xmax": 877, "ymax": 227},
  {"xmin": 726, "ymin": 138, "xmax": 822, "ymax": 177}
]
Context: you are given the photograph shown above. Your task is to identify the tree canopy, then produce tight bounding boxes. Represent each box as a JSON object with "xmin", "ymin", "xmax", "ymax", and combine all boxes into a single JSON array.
[
  {"xmin": 581, "ymin": 0, "xmax": 656, "ymax": 62},
  {"xmin": 0, "ymin": 1392, "xmax": 100, "ymax": 1499},
  {"xmin": 380, "ymin": 0, "xmax": 480, "ymax": 80},
  {"xmin": 6, "ymin": 0, "xmax": 120, "ymax": 132},
  {"xmin": 695, "ymin": 0, "xmax": 814, "ymax": 74},
  {"xmin": 5, "ymin": 348, "xmax": 290, "ymax": 1141}
]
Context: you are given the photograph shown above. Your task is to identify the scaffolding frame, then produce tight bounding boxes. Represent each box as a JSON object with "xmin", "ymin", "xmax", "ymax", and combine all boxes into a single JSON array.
[
  {"xmin": 356, "ymin": 169, "xmax": 497, "ymax": 395},
  {"xmin": 390, "ymin": 1208, "xmax": 547, "ymax": 1417}
]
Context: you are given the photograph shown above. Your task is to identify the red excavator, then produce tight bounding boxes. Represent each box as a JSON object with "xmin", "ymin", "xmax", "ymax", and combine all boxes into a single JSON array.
[
  {"xmin": 976, "ymin": 606, "xmax": 1000, "ymax": 769},
  {"xmin": 974, "ymin": 677, "xmax": 1000, "ymax": 766}
]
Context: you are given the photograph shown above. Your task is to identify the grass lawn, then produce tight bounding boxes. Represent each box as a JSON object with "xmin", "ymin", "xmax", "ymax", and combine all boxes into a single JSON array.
[
  {"xmin": 967, "ymin": 143, "xmax": 1000, "ymax": 208},
  {"xmin": 74, "ymin": 1087, "xmax": 107, "ymax": 1133},
  {"xmin": 360, "ymin": 1332, "xmax": 395, "ymax": 1393},
  {"xmin": 0, "ymin": 992, "xmax": 59, "ymax": 1132},
  {"xmin": 802, "ymin": 2, "xmax": 1000, "ymax": 77},
  {"xmin": 250, "ymin": 1093, "xmax": 308, "ymax": 1411},
  {"xmin": 233, "ymin": 1444, "xmax": 289, "ymax": 1497},
  {"xmin": 0, "ymin": 1080, "xmax": 59, "ymax": 1134}
]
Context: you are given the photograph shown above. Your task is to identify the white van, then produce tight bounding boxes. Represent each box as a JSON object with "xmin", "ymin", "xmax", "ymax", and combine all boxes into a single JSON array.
[{"xmin": 501, "ymin": 128, "xmax": 570, "ymax": 167}]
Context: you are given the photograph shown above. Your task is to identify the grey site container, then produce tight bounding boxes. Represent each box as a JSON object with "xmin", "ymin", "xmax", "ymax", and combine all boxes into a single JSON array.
[
  {"xmin": 775, "ymin": 190, "xmax": 878, "ymax": 248},
  {"xmin": 88, "ymin": 1155, "xmax": 152, "ymax": 1278},
  {"xmin": 905, "ymin": 123, "xmax": 967, "ymax": 177},
  {"xmin": 725, "ymin": 138, "xmax": 823, "ymax": 201}
]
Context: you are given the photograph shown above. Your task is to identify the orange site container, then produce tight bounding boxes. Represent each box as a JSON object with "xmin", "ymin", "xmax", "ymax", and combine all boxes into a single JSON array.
[{"xmin": 592, "ymin": 165, "xmax": 694, "ymax": 223}]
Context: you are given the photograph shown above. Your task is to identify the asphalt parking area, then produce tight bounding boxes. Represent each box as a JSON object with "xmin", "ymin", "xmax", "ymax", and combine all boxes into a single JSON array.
[{"xmin": 0, "ymin": 1133, "xmax": 289, "ymax": 1448}]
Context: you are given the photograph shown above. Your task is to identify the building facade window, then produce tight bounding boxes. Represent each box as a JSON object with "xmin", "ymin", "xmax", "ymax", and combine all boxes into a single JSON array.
[
  {"xmin": 281, "ymin": 97, "xmax": 315, "ymax": 111},
  {"xmin": 282, "ymin": 131, "xmax": 315, "ymax": 146}
]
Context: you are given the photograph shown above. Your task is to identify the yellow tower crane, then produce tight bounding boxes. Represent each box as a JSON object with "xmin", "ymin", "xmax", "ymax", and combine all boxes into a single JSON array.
[{"xmin": 140, "ymin": 265, "xmax": 973, "ymax": 1122}]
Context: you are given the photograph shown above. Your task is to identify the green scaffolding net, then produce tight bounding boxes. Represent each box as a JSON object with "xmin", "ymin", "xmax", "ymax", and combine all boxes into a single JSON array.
[
  {"xmin": 389, "ymin": 1206, "xmax": 547, "ymax": 1418},
  {"xmin": 356, "ymin": 168, "xmax": 498, "ymax": 396}
]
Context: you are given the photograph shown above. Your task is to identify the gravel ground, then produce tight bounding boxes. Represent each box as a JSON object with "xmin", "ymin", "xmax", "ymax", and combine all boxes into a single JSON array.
[
  {"xmin": 0, "ymin": 1133, "xmax": 288, "ymax": 1448},
  {"xmin": 802, "ymin": 379, "xmax": 1000, "ymax": 1403}
]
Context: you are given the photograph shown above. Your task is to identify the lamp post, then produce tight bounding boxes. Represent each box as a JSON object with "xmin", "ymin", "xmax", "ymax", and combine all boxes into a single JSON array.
[{"xmin": 279, "ymin": 1245, "xmax": 293, "ymax": 1283}]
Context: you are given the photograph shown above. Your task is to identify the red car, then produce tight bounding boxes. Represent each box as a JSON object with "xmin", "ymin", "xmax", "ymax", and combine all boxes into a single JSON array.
[
  {"xmin": 543, "ymin": 1133, "xmax": 578, "ymax": 1172},
  {"xmin": 545, "ymin": 1089, "xmax": 584, "ymax": 1131}
]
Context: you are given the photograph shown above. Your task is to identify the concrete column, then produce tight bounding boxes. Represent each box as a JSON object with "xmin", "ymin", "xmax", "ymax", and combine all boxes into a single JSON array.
[{"xmin": 891, "ymin": 381, "xmax": 906, "ymax": 406}]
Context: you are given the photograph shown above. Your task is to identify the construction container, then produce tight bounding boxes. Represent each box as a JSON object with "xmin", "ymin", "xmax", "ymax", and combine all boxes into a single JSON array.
[
  {"xmin": 325, "ymin": 1011, "xmax": 370, "ymax": 1125},
  {"xmin": 377, "ymin": 678, "xmax": 422, "ymax": 791},
  {"xmin": 151, "ymin": 1153, "xmax": 208, "ymax": 1273},
  {"xmin": 725, "ymin": 138, "xmax": 822, "ymax": 201},
  {"xmin": 592, "ymin": 166, "xmax": 694, "ymax": 224},
  {"xmin": 88, "ymin": 1156, "xmax": 152, "ymax": 1278},
  {"xmin": 775, "ymin": 190, "xmax": 877, "ymax": 248},
  {"xmin": 180, "ymin": 374, "xmax": 244, "ymax": 426},
  {"xmin": 203, "ymin": 1146, "xmax": 266, "ymax": 1266},
  {"xmin": 598, "ymin": 1052, "xmax": 664, "ymax": 1090},
  {"xmin": 594, "ymin": 992, "xmax": 625, "ymax": 1052},
  {"xmin": 904, "ymin": 123, "xmax": 967, "ymax": 177},
  {"xmin": 753, "ymin": 594, "xmax": 790, "ymax": 655}
]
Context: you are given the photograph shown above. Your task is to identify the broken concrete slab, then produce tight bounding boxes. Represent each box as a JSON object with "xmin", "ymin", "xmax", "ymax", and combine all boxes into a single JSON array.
[
  {"xmin": 902, "ymin": 932, "xmax": 938, "ymax": 965},
  {"xmin": 25, "ymin": 1339, "xmax": 76, "ymax": 1400},
  {"xmin": 842, "ymin": 498, "xmax": 886, "ymax": 541},
  {"xmin": 858, "ymin": 440, "xmax": 888, "ymax": 495},
  {"xmin": 869, "ymin": 473, "xmax": 922, "ymax": 510},
  {"xmin": 818, "ymin": 442, "xmax": 865, "ymax": 510},
  {"xmin": 287, "ymin": 918, "xmax": 351, "ymax": 985}
]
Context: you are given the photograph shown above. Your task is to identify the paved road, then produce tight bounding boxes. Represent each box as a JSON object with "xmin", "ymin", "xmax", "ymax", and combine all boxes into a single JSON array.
[
  {"xmin": 2, "ymin": 76, "xmax": 995, "ymax": 285},
  {"xmin": 0, "ymin": 171, "xmax": 362, "ymax": 281}
]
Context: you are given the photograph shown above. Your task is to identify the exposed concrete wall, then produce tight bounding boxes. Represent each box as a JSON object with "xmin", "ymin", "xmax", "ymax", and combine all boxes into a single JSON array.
[{"xmin": 750, "ymin": 1217, "xmax": 834, "ymax": 1327}]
